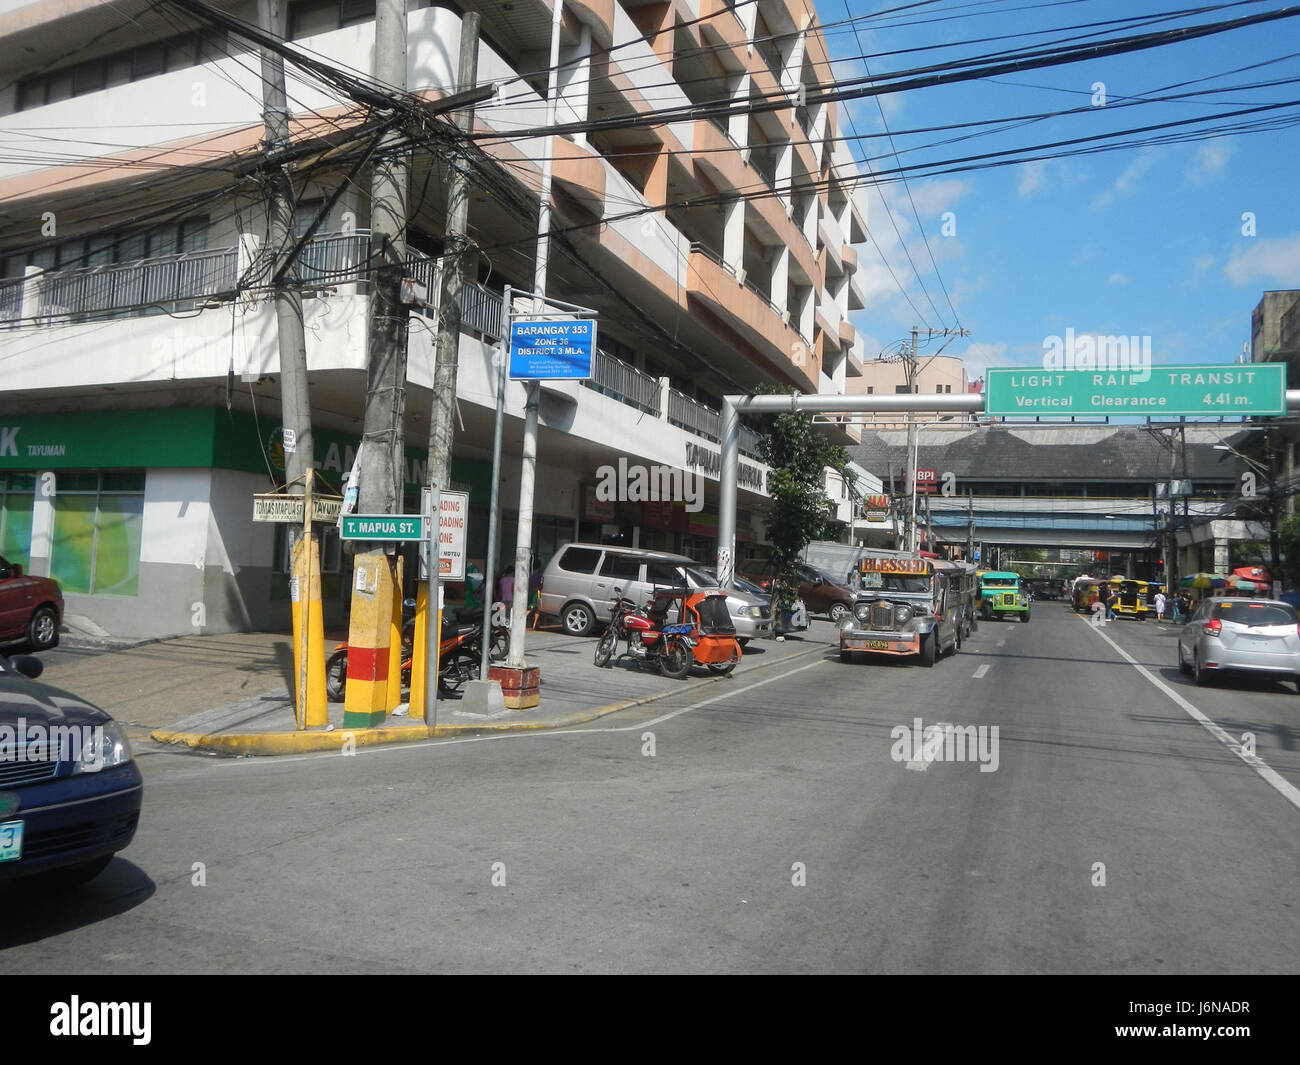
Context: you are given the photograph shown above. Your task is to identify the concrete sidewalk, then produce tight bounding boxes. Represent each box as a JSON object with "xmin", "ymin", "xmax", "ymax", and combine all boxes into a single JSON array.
[{"xmin": 115, "ymin": 623, "xmax": 836, "ymax": 756}]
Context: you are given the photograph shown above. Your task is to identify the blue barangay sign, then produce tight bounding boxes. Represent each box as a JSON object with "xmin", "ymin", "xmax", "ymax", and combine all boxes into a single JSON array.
[{"xmin": 509, "ymin": 318, "xmax": 596, "ymax": 380}]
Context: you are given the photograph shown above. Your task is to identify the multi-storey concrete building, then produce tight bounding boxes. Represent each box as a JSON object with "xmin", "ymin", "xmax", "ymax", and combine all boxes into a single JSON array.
[{"xmin": 0, "ymin": 0, "xmax": 870, "ymax": 638}]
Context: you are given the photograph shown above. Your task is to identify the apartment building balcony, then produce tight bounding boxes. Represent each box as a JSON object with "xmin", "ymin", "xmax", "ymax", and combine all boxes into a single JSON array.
[{"xmin": 686, "ymin": 243, "xmax": 814, "ymax": 384}]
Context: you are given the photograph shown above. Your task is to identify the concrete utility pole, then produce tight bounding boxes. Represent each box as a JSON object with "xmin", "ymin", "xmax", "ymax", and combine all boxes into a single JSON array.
[
  {"xmin": 346, "ymin": 0, "xmax": 411, "ymax": 728},
  {"xmin": 426, "ymin": 12, "xmax": 480, "ymax": 493},
  {"xmin": 903, "ymin": 327, "xmax": 918, "ymax": 553},
  {"xmin": 258, "ymin": 0, "xmax": 322, "ymax": 728}
]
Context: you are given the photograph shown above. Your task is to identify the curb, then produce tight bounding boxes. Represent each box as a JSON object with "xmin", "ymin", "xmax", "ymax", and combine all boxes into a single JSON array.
[{"xmin": 148, "ymin": 641, "xmax": 830, "ymax": 757}]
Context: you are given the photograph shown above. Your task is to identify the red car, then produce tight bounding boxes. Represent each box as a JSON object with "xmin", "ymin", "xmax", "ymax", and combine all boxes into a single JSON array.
[
  {"xmin": 0, "ymin": 555, "xmax": 63, "ymax": 651},
  {"xmin": 736, "ymin": 558, "xmax": 856, "ymax": 622}
]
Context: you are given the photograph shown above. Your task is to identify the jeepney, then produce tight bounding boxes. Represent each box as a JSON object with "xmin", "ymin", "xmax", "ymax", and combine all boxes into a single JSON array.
[
  {"xmin": 1109, "ymin": 577, "xmax": 1152, "ymax": 620},
  {"xmin": 839, "ymin": 554, "xmax": 960, "ymax": 667},
  {"xmin": 978, "ymin": 571, "xmax": 1031, "ymax": 622}
]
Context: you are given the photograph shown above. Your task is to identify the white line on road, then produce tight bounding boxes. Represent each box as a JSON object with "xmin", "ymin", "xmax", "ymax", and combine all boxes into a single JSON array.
[
  {"xmin": 996, "ymin": 639, "xmax": 1006, "ymax": 647},
  {"xmin": 1080, "ymin": 615, "xmax": 1300, "ymax": 813},
  {"xmin": 205, "ymin": 657, "xmax": 833, "ymax": 769},
  {"xmin": 905, "ymin": 722, "xmax": 953, "ymax": 771},
  {"xmin": 972, "ymin": 664, "xmax": 990, "ymax": 679}
]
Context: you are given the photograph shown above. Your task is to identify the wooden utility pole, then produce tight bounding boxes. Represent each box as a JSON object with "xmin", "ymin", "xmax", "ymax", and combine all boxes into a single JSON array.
[{"xmin": 346, "ymin": 0, "xmax": 411, "ymax": 728}]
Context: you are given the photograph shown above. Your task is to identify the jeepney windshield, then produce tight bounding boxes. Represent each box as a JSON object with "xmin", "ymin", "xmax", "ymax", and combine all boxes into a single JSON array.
[
  {"xmin": 859, "ymin": 572, "xmax": 931, "ymax": 593},
  {"xmin": 982, "ymin": 578, "xmax": 1019, "ymax": 588}
]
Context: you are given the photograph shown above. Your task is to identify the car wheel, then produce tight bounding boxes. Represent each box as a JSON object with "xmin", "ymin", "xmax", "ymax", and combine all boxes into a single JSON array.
[
  {"xmin": 828, "ymin": 602, "xmax": 850, "ymax": 623},
  {"xmin": 561, "ymin": 601, "xmax": 595, "ymax": 637},
  {"xmin": 1177, "ymin": 642, "xmax": 1191, "ymax": 675},
  {"xmin": 27, "ymin": 606, "xmax": 59, "ymax": 651},
  {"xmin": 919, "ymin": 632, "xmax": 936, "ymax": 667},
  {"xmin": 1193, "ymin": 651, "xmax": 1210, "ymax": 687},
  {"xmin": 1020, "ymin": 611, "xmax": 1030, "ymax": 624},
  {"xmin": 326, "ymin": 650, "xmax": 347, "ymax": 701}
]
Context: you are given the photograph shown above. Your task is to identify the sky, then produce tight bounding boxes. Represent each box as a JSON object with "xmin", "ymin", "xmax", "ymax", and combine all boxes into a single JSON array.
[{"xmin": 820, "ymin": 0, "xmax": 1300, "ymax": 384}]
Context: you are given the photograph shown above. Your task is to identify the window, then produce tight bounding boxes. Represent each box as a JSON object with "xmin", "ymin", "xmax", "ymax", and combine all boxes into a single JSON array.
[
  {"xmin": 556, "ymin": 546, "xmax": 601, "ymax": 574},
  {"xmin": 599, "ymin": 553, "xmax": 641, "ymax": 582},
  {"xmin": 48, "ymin": 471, "xmax": 145, "ymax": 596},
  {"xmin": 895, "ymin": 384, "xmax": 910, "ymax": 394},
  {"xmin": 0, "ymin": 473, "xmax": 35, "ymax": 571},
  {"xmin": 273, "ymin": 526, "xmax": 342, "ymax": 575},
  {"xmin": 645, "ymin": 561, "xmax": 686, "ymax": 586}
]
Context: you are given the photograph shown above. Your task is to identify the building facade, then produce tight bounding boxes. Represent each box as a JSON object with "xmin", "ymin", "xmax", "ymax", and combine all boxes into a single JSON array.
[{"xmin": 0, "ymin": 0, "xmax": 871, "ymax": 638}]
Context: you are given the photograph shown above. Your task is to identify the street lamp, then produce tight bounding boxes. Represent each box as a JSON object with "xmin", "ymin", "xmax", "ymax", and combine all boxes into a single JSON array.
[{"xmin": 1213, "ymin": 439, "xmax": 1280, "ymax": 596}]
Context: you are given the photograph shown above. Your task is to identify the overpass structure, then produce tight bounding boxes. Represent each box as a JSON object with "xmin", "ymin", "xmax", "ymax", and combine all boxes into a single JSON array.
[{"xmin": 714, "ymin": 389, "xmax": 1300, "ymax": 586}]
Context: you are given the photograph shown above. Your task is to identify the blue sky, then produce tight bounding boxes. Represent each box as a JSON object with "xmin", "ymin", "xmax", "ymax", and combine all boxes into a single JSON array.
[{"xmin": 822, "ymin": 0, "xmax": 1300, "ymax": 381}]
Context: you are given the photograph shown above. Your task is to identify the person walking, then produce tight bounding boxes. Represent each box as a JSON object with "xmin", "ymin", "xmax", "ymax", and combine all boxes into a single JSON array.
[
  {"xmin": 498, "ymin": 568, "xmax": 515, "ymax": 609},
  {"xmin": 1154, "ymin": 589, "xmax": 1167, "ymax": 623},
  {"xmin": 1105, "ymin": 588, "xmax": 1118, "ymax": 621}
]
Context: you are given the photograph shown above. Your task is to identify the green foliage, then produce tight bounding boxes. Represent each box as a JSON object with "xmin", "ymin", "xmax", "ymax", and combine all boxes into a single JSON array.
[
  {"xmin": 1277, "ymin": 517, "xmax": 1300, "ymax": 586},
  {"xmin": 754, "ymin": 386, "xmax": 856, "ymax": 606}
]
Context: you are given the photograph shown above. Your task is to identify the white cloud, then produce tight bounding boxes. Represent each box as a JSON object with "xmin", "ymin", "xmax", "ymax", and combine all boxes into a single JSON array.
[
  {"xmin": 1092, "ymin": 149, "xmax": 1158, "ymax": 210},
  {"xmin": 1187, "ymin": 139, "xmax": 1234, "ymax": 185},
  {"xmin": 1017, "ymin": 161, "xmax": 1047, "ymax": 198},
  {"xmin": 958, "ymin": 342, "xmax": 1013, "ymax": 382},
  {"xmin": 1193, "ymin": 254, "xmax": 1214, "ymax": 275},
  {"xmin": 1108, "ymin": 272, "xmax": 1128, "ymax": 286},
  {"xmin": 1223, "ymin": 233, "xmax": 1300, "ymax": 286}
]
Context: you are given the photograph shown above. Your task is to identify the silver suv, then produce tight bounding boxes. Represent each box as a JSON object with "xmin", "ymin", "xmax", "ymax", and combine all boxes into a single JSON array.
[{"xmin": 538, "ymin": 544, "xmax": 772, "ymax": 641}]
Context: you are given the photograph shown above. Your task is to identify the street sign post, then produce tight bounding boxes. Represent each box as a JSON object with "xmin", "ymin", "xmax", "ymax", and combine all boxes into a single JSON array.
[
  {"xmin": 253, "ymin": 494, "xmax": 343, "ymax": 524},
  {"xmin": 339, "ymin": 514, "xmax": 428, "ymax": 541},
  {"xmin": 985, "ymin": 364, "xmax": 1286, "ymax": 417},
  {"xmin": 419, "ymin": 488, "xmax": 469, "ymax": 580},
  {"xmin": 509, "ymin": 318, "xmax": 596, "ymax": 379}
]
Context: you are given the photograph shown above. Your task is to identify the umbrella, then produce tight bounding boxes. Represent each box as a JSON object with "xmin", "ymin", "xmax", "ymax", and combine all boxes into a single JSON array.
[
  {"xmin": 1180, "ymin": 573, "xmax": 1227, "ymax": 590},
  {"xmin": 1227, "ymin": 575, "xmax": 1259, "ymax": 592},
  {"xmin": 1232, "ymin": 566, "xmax": 1269, "ymax": 582}
]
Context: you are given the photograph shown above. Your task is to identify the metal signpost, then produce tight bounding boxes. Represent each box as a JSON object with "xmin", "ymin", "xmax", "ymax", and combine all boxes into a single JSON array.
[{"xmin": 984, "ymin": 364, "xmax": 1286, "ymax": 417}]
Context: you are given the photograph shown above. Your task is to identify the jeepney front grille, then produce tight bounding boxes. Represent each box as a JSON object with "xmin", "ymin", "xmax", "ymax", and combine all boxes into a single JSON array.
[
  {"xmin": 870, "ymin": 602, "xmax": 895, "ymax": 630},
  {"xmin": 999, "ymin": 593, "xmax": 1015, "ymax": 606}
]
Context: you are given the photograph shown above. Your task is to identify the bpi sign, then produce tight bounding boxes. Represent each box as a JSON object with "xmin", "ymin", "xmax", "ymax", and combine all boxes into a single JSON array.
[{"xmin": 915, "ymin": 469, "xmax": 938, "ymax": 494}]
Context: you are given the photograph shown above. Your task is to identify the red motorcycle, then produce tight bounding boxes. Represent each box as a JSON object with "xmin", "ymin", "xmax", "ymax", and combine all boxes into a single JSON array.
[
  {"xmin": 593, "ymin": 589, "xmax": 692, "ymax": 679},
  {"xmin": 326, "ymin": 615, "xmax": 489, "ymax": 701}
]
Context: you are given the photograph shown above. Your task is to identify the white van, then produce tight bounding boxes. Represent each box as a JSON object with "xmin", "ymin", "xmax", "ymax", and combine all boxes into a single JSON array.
[{"xmin": 539, "ymin": 543, "xmax": 698, "ymax": 637}]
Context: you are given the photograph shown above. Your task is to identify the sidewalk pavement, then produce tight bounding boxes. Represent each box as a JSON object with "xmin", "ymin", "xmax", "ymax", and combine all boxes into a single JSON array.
[{"xmin": 43, "ymin": 622, "xmax": 835, "ymax": 757}]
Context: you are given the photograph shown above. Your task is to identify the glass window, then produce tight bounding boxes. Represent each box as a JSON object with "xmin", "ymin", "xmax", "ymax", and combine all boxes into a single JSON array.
[
  {"xmin": 646, "ymin": 561, "xmax": 687, "ymax": 586},
  {"xmin": 164, "ymin": 35, "xmax": 198, "ymax": 72},
  {"xmin": 17, "ymin": 79, "xmax": 45, "ymax": 111},
  {"xmin": 47, "ymin": 472, "xmax": 144, "ymax": 596},
  {"xmin": 599, "ymin": 553, "xmax": 641, "ymax": 582},
  {"xmin": 1213, "ymin": 601, "xmax": 1296, "ymax": 625},
  {"xmin": 340, "ymin": 0, "xmax": 376, "ymax": 26},
  {"xmin": 46, "ymin": 70, "xmax": 73, "ymax": 104},
  {"xmin": 0, "ymin": 484, "xmax": 34, "ymax": 571},
  {"xmin": 106, "ymin": 55, "xmax": 133, "ymax": 87},
  {"xmin": 133, "ymin": 43, "xmax": 165, "ymax": 80},
  {"xmin": 71, "ymin": 60, "xmax": 105, "ymax": 96},
  {"xmin": 556, "ymin": 546, "xmax": 601, "ymax": 574},
  {"xmin": 177, "ymin": 217, "xmax": 209, "ymax": 253}
]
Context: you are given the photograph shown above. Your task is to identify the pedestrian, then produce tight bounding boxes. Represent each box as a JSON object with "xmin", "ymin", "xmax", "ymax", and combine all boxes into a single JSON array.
[
  {"xmin": 1154, "ymin": 589, "xmax": 1167, "ymax": 623},
  {"xmin": 1105, "ymin": 589, "xmax": 1117, "ymax": 621},
  {"xmin": 498, "ymin": 568, "xmax": 515, "ymax": 608}
]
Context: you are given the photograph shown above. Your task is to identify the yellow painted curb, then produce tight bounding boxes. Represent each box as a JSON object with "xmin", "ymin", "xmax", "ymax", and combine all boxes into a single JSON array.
[{"xmin": 148, "ymin": 642, "xmax": 829, "ymax": 757}]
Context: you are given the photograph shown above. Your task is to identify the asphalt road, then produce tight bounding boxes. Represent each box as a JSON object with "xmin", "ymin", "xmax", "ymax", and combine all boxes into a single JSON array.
[{"xmin": 3, "ymin": 606, "xmax": 1297, "ymax": 974}]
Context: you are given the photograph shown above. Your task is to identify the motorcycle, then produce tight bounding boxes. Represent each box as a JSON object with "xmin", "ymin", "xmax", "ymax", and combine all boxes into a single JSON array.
[
  {"xmin": 326, "ymin": 604, "xmax": 502, "ymax": 701},
  {"xmin": 593, "ymin": 589, "xmax": 693, "ymax": 679}
]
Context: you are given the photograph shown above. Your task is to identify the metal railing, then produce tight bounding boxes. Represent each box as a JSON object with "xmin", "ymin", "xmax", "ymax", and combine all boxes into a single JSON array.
[
  {"xmin": 29, "ymin": 247, "xmax": 238, "ymax": 319},
  {"xmin": 668, "ymin": 389, "xmax": 721, "ymax": 442},
  {"xmin": 0, "ymin": 277, "xmax": 22, "ymax": 323},
  {"xmin": 287, "ymin": 231, "xmax": 369, "ymax": 286},
  {"xmin": 739, "ymin": 424, "xmax": 763, "ymax": 460},
  {"xmin": 583, "ymin": 348, "xmax": 661, "ymax": 414}
]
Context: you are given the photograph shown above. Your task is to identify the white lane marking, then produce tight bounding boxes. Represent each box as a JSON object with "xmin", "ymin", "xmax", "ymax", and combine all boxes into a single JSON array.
[
  {"xmin": 1079, "ymin": 615, "xmax": 1300, "ymax": 812},
  {"xmin": 972, "ymin": 664, "xmax": 990, "ymax": 679},
  {"xmin": 996, "ymin": 639, "xmax": 1007, "ymax": 647},
  {"xmin": 203, "ymin": 658, "xmax": 832, "ymax": 769}
]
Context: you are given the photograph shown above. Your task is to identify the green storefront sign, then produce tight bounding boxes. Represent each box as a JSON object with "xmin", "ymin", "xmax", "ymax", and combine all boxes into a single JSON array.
[
  {"xmin": 0, "ymin": 409, "xmax": 491, "ymax": 504},
  {"xmin": 985, "ymin": 364, "xmax": 1286, "ymax": 417}
]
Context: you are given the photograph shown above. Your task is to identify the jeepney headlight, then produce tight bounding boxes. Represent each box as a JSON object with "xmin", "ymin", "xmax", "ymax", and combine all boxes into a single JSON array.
[
  {"xmin": 854, "ymin": 602, "xmax": 870, "ymax": 623},
  {"xmin": 894, "ymin": 604, "xmax": 914, "ymax": 627}
]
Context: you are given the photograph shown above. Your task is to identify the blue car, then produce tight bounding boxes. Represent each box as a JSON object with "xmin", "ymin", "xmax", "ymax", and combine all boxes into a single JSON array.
[{"xmin": 0, "ymin": 654, "xmax": 142, "ymax": 887}]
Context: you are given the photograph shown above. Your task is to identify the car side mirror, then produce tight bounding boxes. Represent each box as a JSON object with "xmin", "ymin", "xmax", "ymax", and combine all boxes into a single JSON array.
[{"xmin": 8, "ymin": 654, "xmax": 43, "ymax": 679}]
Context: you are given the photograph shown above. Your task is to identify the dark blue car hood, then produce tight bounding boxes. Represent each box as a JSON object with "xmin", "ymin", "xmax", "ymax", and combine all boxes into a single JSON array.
[{"xmin": 0, "ymin": 671, "xmax": 112, "ymax": 729}]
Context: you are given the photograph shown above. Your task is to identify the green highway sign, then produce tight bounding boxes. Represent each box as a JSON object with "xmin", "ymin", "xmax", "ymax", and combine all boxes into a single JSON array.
[
  {"xmin": 985, "ymin": 363, "xmax": 1287, "ymax": 417},
  {"xmin": 339, "ymin": 514, "xmax": 428, "ymax": 541}
]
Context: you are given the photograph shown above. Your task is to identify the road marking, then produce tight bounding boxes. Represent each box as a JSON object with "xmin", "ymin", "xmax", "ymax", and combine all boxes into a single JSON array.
[
  {"xmin": 205, "ymin": 657, "xmax": 833, "ymax": 769},
  {"xmin": 1079, "ymin": 615, "xmax": 1300, "ymax": 813},
  {"xmin": 972, "ymin": 664, "xmax": 990, "ymax": 679},
  {"xmin": 996, "ymin": 639, "xmax": 1006, "ymax": 647}
]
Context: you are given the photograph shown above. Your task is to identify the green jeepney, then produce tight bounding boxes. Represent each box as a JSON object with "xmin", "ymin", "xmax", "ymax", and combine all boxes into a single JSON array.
[{"xmin": 978, "ymin": 571, "xmax": 1030, "ymax": 622}]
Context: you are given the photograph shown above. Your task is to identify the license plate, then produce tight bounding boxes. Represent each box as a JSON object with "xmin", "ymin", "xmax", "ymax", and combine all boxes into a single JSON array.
[
  {"xmin": 0, "ymin": 820, "xmax": 22, "ymax": 863},
  {"xmin": 865, "ymin": 640, "xmax": 891, "ymax": 650}
]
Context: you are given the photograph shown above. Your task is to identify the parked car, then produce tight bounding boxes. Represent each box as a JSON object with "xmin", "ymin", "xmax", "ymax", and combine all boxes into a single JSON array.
[
  {"xmin": 1177, "ymin": 596, "xmax": 1300, "ymax": 689},
  {"xmin": 0, "ymin": 654, "xmax": 142, "ymax": 886},
  {"xmin": 538, "ymin": 543, "xmax": 699, "ymax": 637},
  {"xmin": 0, "ymin": 554, "xmax": 62, "ymax": 651},
  {"xmin": 681, "ymin": 566, "xmax": 772, "ymax": 645},
  {"xmin": 736, "ymin": 558, "xmax": 855, "ymax": 621}
]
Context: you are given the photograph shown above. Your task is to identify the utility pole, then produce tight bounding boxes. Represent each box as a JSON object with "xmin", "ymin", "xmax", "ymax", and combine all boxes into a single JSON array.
[
  {"xmin": 966, "ymin": 490, "xmax": 974, "ymax": 561},
  {"xmin": 903, "ymin": 327, "xmax": 918, "ymax": 553},
  {"xmin": 426, "ymin": 13, "xmax": 480, "ymax": 493},
  {"xmin": 258, "ymin": 0, "xmax": 323, "ymax": 728},
  {"xmin": 346, "ymin": 0, "xmax": 411, "ymax": 728}
]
